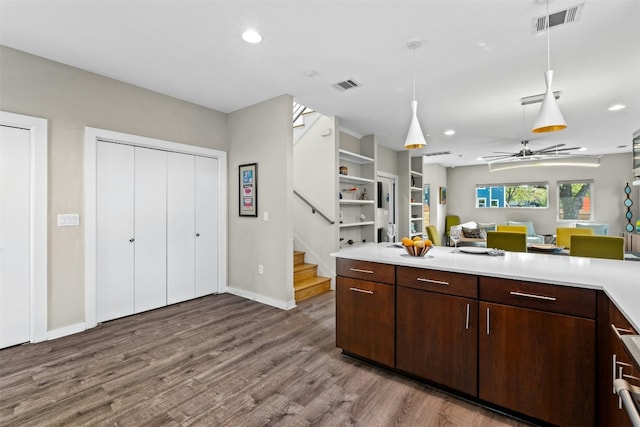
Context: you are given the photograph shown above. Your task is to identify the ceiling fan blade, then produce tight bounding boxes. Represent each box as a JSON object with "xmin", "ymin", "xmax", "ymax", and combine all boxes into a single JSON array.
[
  {"xmin": 481, "ymin": 154, "xmax": 513, "ymax": 159},
  {"xmin": 533, "ymin": 144, "xmax": 566, "ymax": 153}
]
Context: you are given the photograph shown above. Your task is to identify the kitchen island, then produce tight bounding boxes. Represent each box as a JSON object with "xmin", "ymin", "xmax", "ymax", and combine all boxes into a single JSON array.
[{"xmin": 332, "ymin": 243, "xmax": 640, "ymax": 427}]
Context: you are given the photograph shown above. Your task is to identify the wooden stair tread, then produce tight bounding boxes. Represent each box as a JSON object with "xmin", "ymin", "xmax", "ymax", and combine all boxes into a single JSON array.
[
  {"xmin": 294, "ymin": 262, "xmax": 317, "ymax": 272},
  {"xmin": 294, "ymin": 276, "xmax": 331, "ymax": 291}
]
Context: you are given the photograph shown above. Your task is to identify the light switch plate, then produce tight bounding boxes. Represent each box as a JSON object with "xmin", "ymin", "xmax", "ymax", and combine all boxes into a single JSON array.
[{"xmin": 57, "ymin": 213, "xmax": 80, "ymax": 226}]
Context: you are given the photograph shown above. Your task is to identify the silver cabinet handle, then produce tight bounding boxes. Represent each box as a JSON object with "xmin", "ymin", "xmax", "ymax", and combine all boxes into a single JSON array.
[
  {"xmin": 349, "ymin": 287, "xmax": 373, "ymax": 295},
  {"xmin": 509, "ymin": 291, "xmax": 556, "ymax": 301},
  {"xmin": 611, "ymin": 324, "xmax": 635, "ymax": 340},
  {"xmin": 465, "ymin": 304, "xmax": 470, "ymax": 330},
  {"xmin": 417, "ymin": 277, "xmax": 449, "ymax": 286},
  {"xmin": 486, "ymin": 307, "xmax": 490, "ymax": 335},
  {"xmin": 613, "ymin": 354, "xmax": 618, "ymax": 394},
  {"xmin": 349, "ymin": 268, "xmax": 374, "ymax": 274}
]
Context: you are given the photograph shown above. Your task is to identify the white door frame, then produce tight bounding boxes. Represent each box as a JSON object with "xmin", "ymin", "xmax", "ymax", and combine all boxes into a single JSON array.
[
  {"xmin": 84, "ymin": 127, "xmax": 228, "ymax": 329},
  {"xmin": 377, "ymin": 171, "xmax": 399, "ymax": 240},
  {"xmin": 0, "ymin": 111, "xmax": 48, "ymax": 344}
]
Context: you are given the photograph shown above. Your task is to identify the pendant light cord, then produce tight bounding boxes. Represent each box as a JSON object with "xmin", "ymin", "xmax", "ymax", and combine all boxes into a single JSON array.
[
  {"xmin": 546, "ymin": 0, "xmax": 551, "ymax": 71},
  {"xmin": 412, "ymin": 46, "xmax": 416, "ymax": 101}
]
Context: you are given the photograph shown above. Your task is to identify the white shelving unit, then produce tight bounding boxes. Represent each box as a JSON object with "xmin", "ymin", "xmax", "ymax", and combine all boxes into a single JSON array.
[
  {"xmin": 409, "ymin": 161, "xmax": 424, "ymax": 238},
  {"xmin": 337, "ymin": 138, "xmax": 376, "ymax": 249}
]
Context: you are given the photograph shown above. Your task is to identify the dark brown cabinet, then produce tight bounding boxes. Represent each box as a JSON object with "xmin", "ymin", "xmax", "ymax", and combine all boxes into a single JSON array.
[
  {"xmin": 396, "ymin": 267, "xmax": 478, "ymax": 396},
  {"xmin": 597, "ymin": 293, "xmax": 640, "ymax": 427},
  {"xmin": 335, "ymin": 259, "xmax": 395, "ymax": 367},
  {"xmin": 479, "ymin": 277, "xmax": 597, "ymax": 427}
]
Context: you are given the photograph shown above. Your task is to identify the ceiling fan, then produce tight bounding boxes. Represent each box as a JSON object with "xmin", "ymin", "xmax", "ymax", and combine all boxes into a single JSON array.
[{"xmin": 481, "ymin": 140, "xmax": 582, "ymax": 161}]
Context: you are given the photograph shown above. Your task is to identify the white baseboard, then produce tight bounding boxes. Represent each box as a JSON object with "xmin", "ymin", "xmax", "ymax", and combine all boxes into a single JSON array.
[
  {"xmin": 47, "ymin": 322, "xmax": 87, "ymax": 341},
  {"xmin": 225, "ymin": 286, "xmax": 296, "ymax": 311}
]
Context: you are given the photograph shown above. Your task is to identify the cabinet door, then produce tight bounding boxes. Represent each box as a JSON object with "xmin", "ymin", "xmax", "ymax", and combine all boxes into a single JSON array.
[
  {"xmin": 396, "ymin": 287, "xmax": 477, "ymax": 396},
  {"xmin": 479, "ymin": 302, "xmax": 596, "ymax": 427},
  {"xmin": 134, "ymin": 147, "xmax": 167, "ymax": 313},
  {"xmin": 167, "ymin": 152, "xmax": 195, "ymax": 304},
  {"xmin": 194, "ymin": 156, "xmax": 219, "ymax": 297},
  {"xmin": 336, "ymin": 276, "xmax": 394, "ymax": 367},
  {"xmin": 96, "ymin": 141, "xmax": 135, "ymax": 322}
]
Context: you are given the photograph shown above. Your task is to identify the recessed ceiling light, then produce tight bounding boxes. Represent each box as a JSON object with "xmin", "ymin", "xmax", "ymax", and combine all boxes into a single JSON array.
[
  {"xmin": 444, "ymin": 129, "xmax": 455, "ymax": 136},
  {"xmin": 608, "ymin": 104, "xmax": 626, "ymax": 111},
  {"xmin": 242, "ymin": 30, "xmax": 262, "ymax": 44}
]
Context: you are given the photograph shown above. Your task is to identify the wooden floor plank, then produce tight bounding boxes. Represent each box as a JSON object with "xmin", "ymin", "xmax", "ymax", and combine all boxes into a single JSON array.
[{"xmin": 0, "ymin": 292, "xmax": 530, "ymax": 426}]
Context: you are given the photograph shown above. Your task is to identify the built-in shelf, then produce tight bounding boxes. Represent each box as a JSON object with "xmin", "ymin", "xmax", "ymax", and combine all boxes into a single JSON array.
[
  {"xmin": 410, "ymin": 217, "xmax": 422, "ymax": 221},
  {"xmin": 410, "ymin": 202, "xmax": 422, "ymax": 207},
  {"xmin": 340, "ymin": 221, "xmax": 375, "ymax": 228},
  {"xmin": 340, "ymin": 200, "xmax": 375, "ymax": 205},
  {"xmin": 410, "ymin": 187, "xmax": 422, "ymax": 191},
  {"xmin": 339, "ymin": 175, "xmax": 375, "ymax": 185},
  {"xmin": 339, "ymin": 149, "xmax": 374, "ymax": 165},
  {"xmin": 410, "ymin": 170, "xmax": 423, "ymax": 177}
]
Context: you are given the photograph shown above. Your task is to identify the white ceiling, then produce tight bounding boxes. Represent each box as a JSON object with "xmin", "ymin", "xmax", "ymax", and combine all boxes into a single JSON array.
[{"xmin": 1, "ymin": 0, "xmax": 638, "ymax": 166}]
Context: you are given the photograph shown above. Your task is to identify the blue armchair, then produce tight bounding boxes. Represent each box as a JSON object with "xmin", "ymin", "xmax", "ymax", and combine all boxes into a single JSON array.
[
  {"xmin": 506, "ymin": 220, "xmax": 545, "ymax": 244},
  {"xmin": 575, "ymin": 223, "xmax": 609, "ymax": 235}
]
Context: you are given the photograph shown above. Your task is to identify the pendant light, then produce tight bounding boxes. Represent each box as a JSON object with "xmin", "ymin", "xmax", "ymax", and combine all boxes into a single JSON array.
[
  {"xmin": 532, "ymin": 0, "xmax": 567, "ymax": 133},
  {"xmin": 404, "ymin": 40, "xmax": 427, "ymax": 149}
]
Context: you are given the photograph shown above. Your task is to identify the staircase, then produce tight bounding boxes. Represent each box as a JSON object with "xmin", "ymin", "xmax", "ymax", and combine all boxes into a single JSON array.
[{"xmin": 294, "ymin": 251, "xmax": 331, "ymax": 302}]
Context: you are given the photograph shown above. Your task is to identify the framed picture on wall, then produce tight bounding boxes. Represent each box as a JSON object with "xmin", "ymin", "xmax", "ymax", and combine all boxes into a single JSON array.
[
  {"xmin": 439, "ymin": 186, "xmax": 447, "ymax": 205},
  {"xmin": 239, "ymin": 163, "xmax": 258, "ymax": 217}
]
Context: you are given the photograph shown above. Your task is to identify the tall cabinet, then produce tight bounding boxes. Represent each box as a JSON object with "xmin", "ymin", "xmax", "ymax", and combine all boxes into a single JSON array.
[
  {"xmin": 337, "ymin": 133, "xmax": 377, "ymax": 249},
  {"xmin": 96, "ymin": 141, "xmax": 219, "ymax": 323}
]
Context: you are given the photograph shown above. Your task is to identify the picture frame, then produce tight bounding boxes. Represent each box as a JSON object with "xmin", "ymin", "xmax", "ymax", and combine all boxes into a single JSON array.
[
  {"xmin": 239, "ymin": 163, "xmax": 258, "ymax": 217},
  {"xmin": 439, "ymin": 186, "xmax": 447, "ymax": 205}
]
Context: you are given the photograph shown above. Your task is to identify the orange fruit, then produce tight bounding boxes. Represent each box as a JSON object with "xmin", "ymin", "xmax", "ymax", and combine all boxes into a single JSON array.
[
  {"xmin": 402, "ymin": 237, "xmax": 414, "ymax": 246},
  {"xmin": 424, "ymin": 239, "xmax": 433, "ymax": 246},
  {"xmin": 413, "ymin": 236, "xmax": 422, "ymax": 241}
]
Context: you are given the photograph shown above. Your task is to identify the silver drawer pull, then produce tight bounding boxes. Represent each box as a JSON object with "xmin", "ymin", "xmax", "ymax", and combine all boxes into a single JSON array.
[
  {"xmin": 486, "ymin": 307, "xmax": 490, "ymax": 335},
  {"xmin": 611, "ymin": 324, "xmax": 635, "ymax": 340},
  {"xmin": 416, "ymin": 278, "xmax": 449, "ymax": 286},
  {"xmin": 509, "ymin": 291, "xmax": 556, "ymax": 301},
  {"xmin": 349, "ymin": 287, "xmax": 373, "ymax": 295},
  {"xmin": 465, "ymin": 304, "xmax": 470, "ymax": 330},
  {"xmin": 349, "ymin": 268, "xmax": 374, "ymax": 274}
]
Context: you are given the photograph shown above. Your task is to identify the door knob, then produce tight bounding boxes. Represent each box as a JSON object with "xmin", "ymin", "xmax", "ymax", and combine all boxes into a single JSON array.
[
  {"xmin": 196, "ymin": 233, "xmax": 200, "ymax": 237},
  {"xmin": 129, "ymin": 238, "xmax": 135, "ymax": 242}
]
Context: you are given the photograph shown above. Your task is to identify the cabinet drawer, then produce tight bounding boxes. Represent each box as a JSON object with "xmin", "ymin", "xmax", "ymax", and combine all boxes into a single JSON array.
[
  {"xmin": 336, "ymin": 258, "xmax": 395, "ymax": 285},
  {"xmin": 397, "ymin": 266, "xmax": 477, "ymax": 298},
  {"xmin": 479, "ymin": 276, "xmax": 596, "ymax": 318}
]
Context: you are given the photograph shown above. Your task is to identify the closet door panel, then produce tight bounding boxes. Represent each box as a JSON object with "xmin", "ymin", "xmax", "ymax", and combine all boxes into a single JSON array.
[
  {"xmin": 96, "ymin": 142, "xmax": 135, "ymax": 322},
  {"xmin": 195, "ymin": 156, "xmax": 219, "ymax": 297},
  {"xmin": 134, "ymin": 147, "xmax": 167, "ymax": 313},
  {"xmin": 0, "ymin": 126, "xmax": 31, "ymax": 348},
  {"xmin": 167, "ymin": 152, "xmax": 195, "ymax": 304}
]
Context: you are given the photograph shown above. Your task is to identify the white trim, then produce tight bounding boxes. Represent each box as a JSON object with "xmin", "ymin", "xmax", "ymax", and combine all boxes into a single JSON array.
[
  {"xmin": 0, "ymin": 111, "xmax": 48, "ymax": 344},
  {"xmin": 47, "ymin": 322, "xmax": 86, "ymax": 341},
  {"xmin": 338, "ymin": 126, "xmax": 364, "ymax": 140},
  {"xmin": 84, "ymin": 127, "xmax": 227, "ymax": 329},
  {"xmin": 377, "ymin": 171, "xmax": 400, "ymax": 239},
  {"xmin": 225, "ymin": 286, "xmax": 296, "ymax": 311}
]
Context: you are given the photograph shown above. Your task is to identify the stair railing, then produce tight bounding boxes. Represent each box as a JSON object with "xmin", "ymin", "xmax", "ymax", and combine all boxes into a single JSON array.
[
  {"xmin": 294, "ymin": 190, "xmax": 335, "ymax": 224},
  {"xmin": 293, "ymin": 103, "xmax": 307, "ymax": 125}
]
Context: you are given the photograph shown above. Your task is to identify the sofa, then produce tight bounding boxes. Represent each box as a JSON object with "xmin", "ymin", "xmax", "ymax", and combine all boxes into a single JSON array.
[
  {"xmin": 449, "ymin": 221, "xmax": 495, "ymax": 247},
  {"xmin": 505, "ymin": 220, "xmax": 545, "ymax": 244}
]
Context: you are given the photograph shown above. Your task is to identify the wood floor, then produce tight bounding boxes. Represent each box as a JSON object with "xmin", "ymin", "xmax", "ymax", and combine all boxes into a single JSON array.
[{"xmin": 0, "ymin": 292, "xmax": 531, "ymax": 426}]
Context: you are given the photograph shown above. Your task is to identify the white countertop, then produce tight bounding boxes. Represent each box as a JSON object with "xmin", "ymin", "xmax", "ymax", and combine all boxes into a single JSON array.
[{"xmin": 332, "ymin": 243, "xmax": 640, "ymax": 331}]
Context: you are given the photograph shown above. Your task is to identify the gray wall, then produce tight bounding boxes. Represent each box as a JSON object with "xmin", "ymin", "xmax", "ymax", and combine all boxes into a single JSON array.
[
  {"xmin": 227, "ymin": 94, "xmax": 295, "ymax": 308},
  {"xmin": 446, "ymin": 153, "xmax": 639, "ymax": 236},
  {"xmin": 0, "ymin": 46, "xmax": 228, "ymax": 330}
]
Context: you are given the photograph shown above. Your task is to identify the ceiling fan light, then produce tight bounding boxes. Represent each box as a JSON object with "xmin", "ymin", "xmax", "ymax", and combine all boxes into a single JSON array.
[
  {"xmin": 532, "ymin": 70, "xmax": 567, "ymax": 133},
  {"xmin": 404, "ymin": 100, "xmax": 427, "ymax": 149}
]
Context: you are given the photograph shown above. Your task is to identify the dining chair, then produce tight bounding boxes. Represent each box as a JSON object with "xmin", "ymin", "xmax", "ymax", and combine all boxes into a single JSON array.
[
  {"xmin": 486, "ymin": 231, "xmax": 527, "ymax": 252},
  {"xmin": 445, "ymin": 215, "xmax": 460, "ymax": 245},
  {"xmin": 497, "ymin": 225, "xmax": 528, "ymax": 234},
  {"xmin": 556, "ymin": 227, "xmax": 594, "ymax": 249},
  {"xmin": 570, "ymin": 235, "xmax": 624, "ymax": 260},
  {"xmin": 425, "ymin": 225, "xmax": 442, "ymax": 246}
]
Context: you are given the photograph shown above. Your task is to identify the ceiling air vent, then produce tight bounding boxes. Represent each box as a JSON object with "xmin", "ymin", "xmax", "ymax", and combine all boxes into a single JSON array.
[
  {"xmin": 532, "ymin": 3, "xmax": 584, "ymax": 33},
  {"xmin": 423, "ymin": 151, "xmax": 451, "ymax": 157},
  {"xmin": 333, "ymin": 79, "xmax": 361, "ymax": 91}
]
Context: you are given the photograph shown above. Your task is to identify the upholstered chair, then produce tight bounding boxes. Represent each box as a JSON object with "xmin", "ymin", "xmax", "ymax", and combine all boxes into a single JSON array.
[
  {"xmin": 575, "ymin": 223, "xmax": 609, "ymax": 236},
  {"xmin": 425, "ymin": 225, "xmax": 442, "ymax": 246},
  {"xmin": 444, "ymin": 215, "xmax": 460, "ymax": 245},
  {"xmin": 556, "ymin": 227, "xmax": 594, "ymax": 249},
  {"xmin": 486, "ymin": 231, "xmax": 527, "ymax": 252},
  {"xmin": 569, "ymin": 235, "xmax": 624, "ymax": 260},
  {"xmin": 497, "ymin": 225, "xmax": 528, "ymax": 234}
]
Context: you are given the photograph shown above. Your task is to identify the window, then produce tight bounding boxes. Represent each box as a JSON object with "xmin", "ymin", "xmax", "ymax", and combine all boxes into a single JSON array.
[
  {"xmin": 476, "ymin": 183, "xmax": 549, "ymax": 208},
  {"xmin": 558, "ymin": 180, "xmax": 593, "ymax": 220}
]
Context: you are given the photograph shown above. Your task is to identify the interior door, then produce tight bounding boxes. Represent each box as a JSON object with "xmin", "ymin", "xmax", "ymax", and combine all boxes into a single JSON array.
[
  {"xmin": 0, "ymin": 125, "xmax": 30, "ymax": 348},
  {"xmin": 134, "ymin": 147, "xmax": 167, "ymax": 313},
  {"xmin": 167, "ymin": 152, "xmax": 195, "ymax": 304},
  {"xmin": 195, "ymin": 156, "xmax": 219, "ymax": 297},
  {"xmin": 96, "ymin": 141, "xmax": 135, "ymax": 322},
  {"xmin": 376, "ymin": 174, "xmax": 397, "ymax": 242}
]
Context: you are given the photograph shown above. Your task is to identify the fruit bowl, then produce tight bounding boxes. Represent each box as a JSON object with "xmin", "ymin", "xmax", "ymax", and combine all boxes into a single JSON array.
[{"xmin": 403, "ymin": 244, "xmax": 433, "ymax": 257}]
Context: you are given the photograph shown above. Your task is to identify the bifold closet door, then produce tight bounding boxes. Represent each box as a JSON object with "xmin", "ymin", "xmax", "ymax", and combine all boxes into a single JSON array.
[
  {"xmin": 195, "ymin": 156, "xmax": 219, "ymax": 297},
  {"xmin": 96, "ymin": 141, "xmax": 135, "ymax": 322},
  {"xmin": 167, "ymin": 152, "xmax": 196, "ymax": 304},
  {"xmin": 134, "ymin": 147, "xmax": 167, "ymax": 313},
  {"xmin": 0, "ymin": 125, "xmax": 31, "ymax": 348}
]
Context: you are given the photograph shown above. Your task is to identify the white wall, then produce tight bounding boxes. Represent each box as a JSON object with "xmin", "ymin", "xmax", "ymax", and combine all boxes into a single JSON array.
[
  {"xmin": 377, "ymin": 144, "xmax": 399, "ymax": 176},
  {"xmin": 447, "ymin": 153, "xmax": 639, "ymax": 236},
  {"xmin": 0, "ymin": 46, "xmax": 228, "ymax": 331},
  {"xmin": 227, "ymin": 94, "xmax": 295, "ymax": 309}
]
